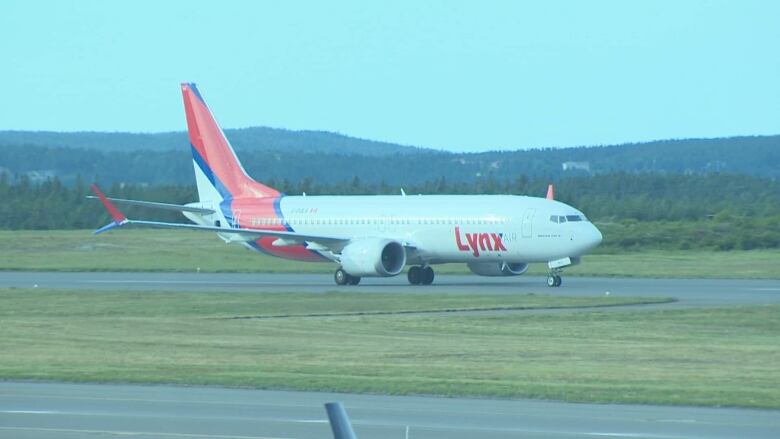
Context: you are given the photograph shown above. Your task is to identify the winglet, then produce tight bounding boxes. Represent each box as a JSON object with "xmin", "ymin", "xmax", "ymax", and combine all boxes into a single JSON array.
[
  {"xmin": 546, "ymin": 184, "xmax": 554, "ymax": 200},
  {"xmin": 91, "ymin": 184, "xmax": 129, "ymax": 234}
]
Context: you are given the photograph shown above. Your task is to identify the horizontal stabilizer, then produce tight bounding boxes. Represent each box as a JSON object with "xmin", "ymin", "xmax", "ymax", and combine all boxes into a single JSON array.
[
  {"xmin": 87, "ymin": 195, "xmax": 215, "ymax": 214},
  {"xmin": 90, "ymin": 184, "xmax": 348, "ymax": 250}
]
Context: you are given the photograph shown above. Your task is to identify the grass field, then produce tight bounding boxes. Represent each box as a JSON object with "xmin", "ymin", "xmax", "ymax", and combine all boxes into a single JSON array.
[
  {"xmin": 1, "ymin": 288, "xmax": 777, "ymax": 408},
  {"xmin": 0, "ymin": 229, "xmax": 778, "ymax": 278}
]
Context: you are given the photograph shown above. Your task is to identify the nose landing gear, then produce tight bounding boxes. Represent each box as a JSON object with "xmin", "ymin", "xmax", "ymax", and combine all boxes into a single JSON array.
[
  {"xmin": 546, "ymin": 272, "xmax": 562, "ymax": 287},
  {"xmin": 546, "ymin": 257, "xmax": 577, "ymax": 288}
]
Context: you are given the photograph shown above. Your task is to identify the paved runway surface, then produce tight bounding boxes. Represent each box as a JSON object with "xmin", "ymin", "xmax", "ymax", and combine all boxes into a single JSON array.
[
  {"xmin": 1, "ymin": 382, "xmax": 778, "ymax": 439},
  {"xmin": 1, "ymin": 272, "xmax": 779, "ymax": 309}
]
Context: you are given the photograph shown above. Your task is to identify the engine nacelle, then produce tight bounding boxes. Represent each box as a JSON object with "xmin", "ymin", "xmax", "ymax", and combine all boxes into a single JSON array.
[
  {"xmin": 467, "ymin": 261, "xmax": 529, "ymax": 277},
  {"xmin": 340, "ymin": 238, "xmax": 406, "ymax": 277}
]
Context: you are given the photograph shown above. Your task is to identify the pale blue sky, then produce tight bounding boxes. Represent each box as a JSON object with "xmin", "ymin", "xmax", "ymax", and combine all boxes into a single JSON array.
[{"xmin": 1, "ymin": 0, "xmax": 778, "ymax": 152}]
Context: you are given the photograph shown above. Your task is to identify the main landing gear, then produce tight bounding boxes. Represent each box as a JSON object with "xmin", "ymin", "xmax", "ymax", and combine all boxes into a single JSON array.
[
  {"xmin": 334, "ymin": 268, "xmax": 361, "ymax": 286},
  {"xmin": 408, "ymin": 266, "xmax": 434, "ymax": 285}
]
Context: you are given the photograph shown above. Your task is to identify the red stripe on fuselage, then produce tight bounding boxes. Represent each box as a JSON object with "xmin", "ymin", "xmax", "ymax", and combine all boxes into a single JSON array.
[{"xmin": 230, "ymin": 197, "xmax": 326, "ymax": 262}]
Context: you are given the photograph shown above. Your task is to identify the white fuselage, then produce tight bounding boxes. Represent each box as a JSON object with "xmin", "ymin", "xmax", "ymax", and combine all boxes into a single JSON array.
[{"xmin": 204, "ymin": 194, "xmax": 603, "ymax": 266}]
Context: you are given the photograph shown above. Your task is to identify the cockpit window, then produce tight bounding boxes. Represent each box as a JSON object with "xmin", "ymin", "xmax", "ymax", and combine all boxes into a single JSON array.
[{"xmin": 550, "ymin": 214, "xmax": 587, "ymax": 223}]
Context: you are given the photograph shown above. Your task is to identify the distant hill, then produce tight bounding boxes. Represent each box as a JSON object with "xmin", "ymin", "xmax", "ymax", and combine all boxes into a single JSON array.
[
  {"xmin": 0, "ymin": 130, "xmax": 778, "ymax": 186},
  {"xmin": 473, "ymin": 135, "xmax": 780, "ymax": 179},
  {"xmin": 0, "ymin": 127, "xmax": 425, "ymax": 156}
]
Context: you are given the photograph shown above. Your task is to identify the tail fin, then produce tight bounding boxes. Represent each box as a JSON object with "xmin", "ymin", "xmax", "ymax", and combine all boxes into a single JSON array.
[
  {"xmin": 181, "ymin": 83, "xmax": 280, "ymax": 202},
  {"xmin": 546, "ymin": 184, "xmax": 554, "ymax": 200}
]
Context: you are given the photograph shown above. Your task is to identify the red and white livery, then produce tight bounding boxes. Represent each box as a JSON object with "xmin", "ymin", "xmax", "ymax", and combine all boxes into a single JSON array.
[{"xmin": 92, "ymin": 84, "xmax": 602, "ymax": 287}]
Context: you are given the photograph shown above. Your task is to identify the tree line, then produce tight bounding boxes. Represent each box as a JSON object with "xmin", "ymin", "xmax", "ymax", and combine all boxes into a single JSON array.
[
  {"xmin": 2, "ymin": 134, "xmax": 779, "ymax": 190},
  {"xmin": 0, "ymin": 171, "xmax": 778, "ymax": 251}
]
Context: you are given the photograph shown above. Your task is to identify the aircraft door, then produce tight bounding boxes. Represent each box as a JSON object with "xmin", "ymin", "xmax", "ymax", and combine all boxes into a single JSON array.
[{"xmin": 521, "ymin": 209, "xmax": 535, "ymax": 238}]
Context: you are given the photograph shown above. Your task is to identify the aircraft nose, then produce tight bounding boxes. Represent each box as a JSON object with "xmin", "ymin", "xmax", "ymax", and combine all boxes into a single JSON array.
[
  {"xmin": 590, "ymin": 223, "xmax": 603, "ymax": 248},
  {"xmin": 570, "ymin": 223, "xmax": 603, "ymax": 255}
]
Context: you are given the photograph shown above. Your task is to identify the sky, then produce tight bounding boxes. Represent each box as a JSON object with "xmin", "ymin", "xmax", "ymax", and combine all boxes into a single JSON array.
[{"xmin": 1, "ymin": 1, "xmax": 779, "ymax": 152}]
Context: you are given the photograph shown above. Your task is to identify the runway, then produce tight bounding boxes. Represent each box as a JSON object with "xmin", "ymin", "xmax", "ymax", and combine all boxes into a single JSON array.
[
  {"xmin": 1, "ymin": 382, "xmax": 778, "ymax": 439},
  {"xmin": 1, "ymin": 272, "xmax": 779, "ymax": 309}
]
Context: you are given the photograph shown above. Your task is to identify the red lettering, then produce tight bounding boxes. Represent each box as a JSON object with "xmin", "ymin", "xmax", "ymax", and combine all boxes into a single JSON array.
[
  {"xmin": 478, "ymin": 233, "xmax": 492, "ymax": 251},
  {"xmin": 454, "ymin": 227, "xmax": 469, "ymax": 251},
  {"xmin": 466, "ymin": 233, "xmax": 480, "ymax": 257},
  {"xmin": 491, "ymin": 233, "xmax": 507, "ymax": 251},
  {"xmin": 457, "ymin": 229, "xmax": 506, "ymax": 257}
]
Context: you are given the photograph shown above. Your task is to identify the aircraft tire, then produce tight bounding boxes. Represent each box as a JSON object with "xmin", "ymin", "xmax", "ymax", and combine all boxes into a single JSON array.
[
  {"xmin": 407, "ymin": 266, "xmax": 422, "ymax": 285},
  {"xmin": 335, "ymin": 268, "xmax": 350, "ymax": 286},
  {"xmin": 421, "ymin": 266, "xmax": 434, "ymax": 285},
  {"xmin": 348, "ymin": 275, "xmax": 361, "ymax": 285}
]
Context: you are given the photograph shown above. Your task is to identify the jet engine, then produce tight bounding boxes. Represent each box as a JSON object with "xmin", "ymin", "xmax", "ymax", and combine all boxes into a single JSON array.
[
  {"xmin": 467, "ymin": 261, "xmax": 529, "ymax": 277},
  {"xmin": 340, "ymin": 238, "xmax": 406, "ymax": 277}
]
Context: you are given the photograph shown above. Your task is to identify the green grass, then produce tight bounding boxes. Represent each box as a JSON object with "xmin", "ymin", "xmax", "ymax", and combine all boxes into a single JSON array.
[
  {"xmin": 1, "ymin": 288, "xmax": 777, "ymax": 408},
  {"xmin": 0, "ymin": 229, "xmax": 778, "ymax": 278}
]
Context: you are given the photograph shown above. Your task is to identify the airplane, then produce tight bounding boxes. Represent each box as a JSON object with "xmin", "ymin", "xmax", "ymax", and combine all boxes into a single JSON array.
[{"xmin": 90, "ymin": 83, "xmax": 602, "ymax": 287}]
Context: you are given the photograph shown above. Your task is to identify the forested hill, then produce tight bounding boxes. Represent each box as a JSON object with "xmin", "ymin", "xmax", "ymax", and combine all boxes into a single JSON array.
[
  {"xmin": 0, "ymin": 131, "xmax": 778, "ymax": 185},
  {"xmin": 0, "ymin": 127, "xmax": 425, "ymax": 156}
]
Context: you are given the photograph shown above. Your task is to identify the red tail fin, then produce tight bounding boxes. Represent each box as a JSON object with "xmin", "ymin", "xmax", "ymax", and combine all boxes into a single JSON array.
[
  {"xmin": 181, "ymin": 83, "xmax": 280, "ymax": 200},
  {"xmin": 546, "ymin": 184, "xmax": 554, "ymax": 200}
]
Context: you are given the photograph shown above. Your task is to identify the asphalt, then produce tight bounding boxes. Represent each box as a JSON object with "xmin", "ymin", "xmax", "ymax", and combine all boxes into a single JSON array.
[{"xmin": 1, "ymin": 382, "xmax": 778, "ymax": 439}]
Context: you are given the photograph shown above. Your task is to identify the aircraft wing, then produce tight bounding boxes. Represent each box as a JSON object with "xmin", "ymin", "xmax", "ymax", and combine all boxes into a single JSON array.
[{"xmin": 89, "ymin": 185, "xmax": 349, "ymax": 250}]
